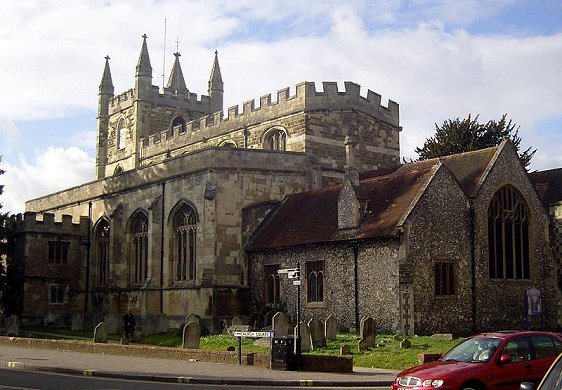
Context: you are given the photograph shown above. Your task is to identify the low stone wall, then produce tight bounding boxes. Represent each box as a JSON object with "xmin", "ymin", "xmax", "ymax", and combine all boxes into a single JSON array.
[{"xmin": 0, "ymin": 336, "xmax": 353, "ymax": 373}]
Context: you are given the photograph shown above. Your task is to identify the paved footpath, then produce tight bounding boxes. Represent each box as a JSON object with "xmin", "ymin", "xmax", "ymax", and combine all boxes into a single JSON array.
[{"xmin": 0, "ymin": 345, "xmax": 398, "ymax": 387}]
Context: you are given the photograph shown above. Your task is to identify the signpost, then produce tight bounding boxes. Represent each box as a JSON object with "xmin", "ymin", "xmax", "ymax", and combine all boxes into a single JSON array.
[
  {"xmin": 278, "ymin": 266, "xmax": 302, "ymax": 369},
  {"xmin": 234, "ymin": 331, "xmax": 273, "ymax": 365}
]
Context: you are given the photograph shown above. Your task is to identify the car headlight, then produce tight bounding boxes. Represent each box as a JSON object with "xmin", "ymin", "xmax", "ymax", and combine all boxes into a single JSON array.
[{"xmin": 422, "ymin": 379, "xmax": 444, "ymax": 388}]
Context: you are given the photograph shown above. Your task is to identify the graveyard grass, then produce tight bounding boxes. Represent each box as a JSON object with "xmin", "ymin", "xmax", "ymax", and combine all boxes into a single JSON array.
[{"xmin": 21, "ymin": 327, "xmax": 461, "ymax": 370}]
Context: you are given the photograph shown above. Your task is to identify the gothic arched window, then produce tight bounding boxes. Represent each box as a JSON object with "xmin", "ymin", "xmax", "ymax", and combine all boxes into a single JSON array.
[
  {"xmin": 117, "ymin": 118, "xmax": 126, "ymax": 149},
  {"xmin": 94, "ymin": 218, "xmax": 110, "ymax": 286},
  {"xmin": 114, "ymin": 165, "xmax": 123, "ymax": 176},
  {"xmin": 219, "ymin": 140, "xmax": 237, "ymax": 148},
  {"xmin": 263, "ymin": 128, "xmax": 287, "ymax": 151},
  {"xmin": 264, "ymin": 264, "xmax": 280, "ymax": 305},
  {"xmin": 130, "ymin": 212, "xmax": 149, "ymax": 284},
  {"xmin": 171, "ymin": 203, "xmax": 197, "ymax": 282},
  {"xmin": 488, "ymin": 186, "xmax": 531, "ymax": 280},
  {"xmin": 306, "ymin": 260, "xmax": 324, "ymax": 303},
  {"xmin": 172, "ymin": 116, "xmax": 186, "ymax": 133}
]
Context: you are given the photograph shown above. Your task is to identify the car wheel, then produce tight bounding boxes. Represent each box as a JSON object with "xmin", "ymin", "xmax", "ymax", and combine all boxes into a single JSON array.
[{"xmin": 461, "ymin": 383, "xmax": 484, "ymax": 390}]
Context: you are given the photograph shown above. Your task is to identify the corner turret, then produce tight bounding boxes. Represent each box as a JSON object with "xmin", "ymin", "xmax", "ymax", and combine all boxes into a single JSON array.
[
  {"xmin": 208, "ymin": 50, "xmax": 223, "ymax": 114},
  {"xmin": 135, "ymin": 34, "xmax": 153, "ymax": 101},
  {"xmin": 166, "ymin": 52, "xmax": 188, "ymax": 94},
  {"xmin": 96, "ymin": 56, "xmax": 114, "ymax": 180}
]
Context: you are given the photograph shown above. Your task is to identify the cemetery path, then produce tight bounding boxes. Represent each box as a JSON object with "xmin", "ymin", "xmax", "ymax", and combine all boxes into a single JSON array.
[{"xmin": 0, "ymin": 344, "xmax": 398, "ymax": 387}]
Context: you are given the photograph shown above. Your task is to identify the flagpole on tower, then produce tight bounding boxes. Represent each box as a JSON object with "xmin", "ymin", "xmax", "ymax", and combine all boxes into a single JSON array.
[{"xmin": 162, "ymin": 18, "xmax": 167, "ymax": 90}]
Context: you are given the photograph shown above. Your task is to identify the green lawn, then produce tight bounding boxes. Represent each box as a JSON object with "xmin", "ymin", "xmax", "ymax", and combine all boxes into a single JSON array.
[{"xmin": 20, "ymin": 327, "xmax": 462, "ymax": 370}]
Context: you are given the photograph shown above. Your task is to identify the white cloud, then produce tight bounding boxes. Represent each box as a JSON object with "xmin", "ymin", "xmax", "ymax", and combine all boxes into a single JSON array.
[
  {"xmin": 0, "ymin": 1, "xmax": 561, "ymax": 211},
  {"xmin": 1, "ymin": 147, "xmax": 94, "ymax": 214}
]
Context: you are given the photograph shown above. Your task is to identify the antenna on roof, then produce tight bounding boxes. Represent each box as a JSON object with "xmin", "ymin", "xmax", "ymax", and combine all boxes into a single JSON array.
[{"xmin": 162, "ymin": 18, "xmax": 167, "ymax": 90}]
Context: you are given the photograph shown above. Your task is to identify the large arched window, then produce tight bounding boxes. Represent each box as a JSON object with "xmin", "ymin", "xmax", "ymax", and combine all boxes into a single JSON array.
[
  {"xmin": 94, "ymin": 218, "xmax": 110, "ymax": 286},
  {"xmin": 488, "ymin": 186, "xmax": 531, "ymax": 280},
  {"xmin": 172, "ymin": 116, "xmax": 186, "ymax": 133},
  {"xmin": 264, "ymin": 264, "xmax": 280, "ymax": 305},
  {"xmin": 130, "ymin": 212, "xmax": 149, "ymax": 284},
  {"xmin": 263, "ymin": 128, "xmax": 287, "ymax": 151},
  {"xmin": 171, "ymin": 203, "xmax": 197, "ymax": 282},
  {"xmin": 117, "ymin": 118, "xmax": 126, "ymax": 149}
]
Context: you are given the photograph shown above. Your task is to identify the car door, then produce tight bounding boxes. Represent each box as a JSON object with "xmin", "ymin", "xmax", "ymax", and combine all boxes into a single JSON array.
[
  {"xmin": 491, "ymin": 337, "xmax": 536, "ymax": 390},
  {"xmin": 529, "ymin": 335, "xmax": 562, "ymax": 380}
]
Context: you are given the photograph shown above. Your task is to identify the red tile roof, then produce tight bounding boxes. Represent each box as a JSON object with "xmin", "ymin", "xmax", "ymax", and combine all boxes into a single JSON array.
[
  {"xmin": 247, "ymin": 167, "xmax": 436, "ymax": 251},
  {"xmin": 529, "ymin": 168, "xmax": 562, "ymax": 207}
]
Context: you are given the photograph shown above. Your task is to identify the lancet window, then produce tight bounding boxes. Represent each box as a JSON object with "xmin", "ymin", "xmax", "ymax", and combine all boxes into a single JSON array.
[
  {"xmin": 488, "ymin": 186, "xmax": 531, "ymax": 280},
  {"xmin": 264, "ymin": 264, "xmax": 280, "ymax": 305},
  {"xmin": 130, "ymin": 212, "xmax": 149, "ymax": 284},
  {"xmin": 306, "ymin": 260, "xmax": 324, "ymax": 303},
  {"xmin": 117, "ymin": 118, "xmax": 126, "ymax": 149},
  {"xmin": 172, "ymin": 116, "xmax": 186, "ymax": 133},
  {"xmin": 171, "ymin": 204, "xmax": 197, "ymax": 282},
  {"xmin": 94, "ymin": 218, "xmax": 110, "ymax": 286}
]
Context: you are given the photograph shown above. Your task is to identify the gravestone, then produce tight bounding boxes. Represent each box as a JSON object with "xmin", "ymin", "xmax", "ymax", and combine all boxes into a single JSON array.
[
  {"xmin": 325, "ymin": 315, "xmax": 337, "ymax": 341},
  {"xmin": 400, "ymin": 339, "xmax": 412, "ymax": 349},
  {"xmin": 231, "ymin": 315, "xmax": 244, "ymax": 326},
  {"xmin": 357, "ymin": 316, "xmax": 375, "ymax": 352},
  {"xmin": 262, "ymin": 310, "xmax": 274, "ymax": 328},
  {"xmin": 6, "ymin": 315, "xmax": 19, "ymax": 336},
  {"xmin": 184, "ymin": 313, "xmax": 200, "ymax": 325},
  {"xmin": 156, "ymin": 313, "xmax": 168, "ymax": 333},
  {"xmin": 104, "ymin": 313, "xmax": 119, "ymax": 334},
  {"xmin": 308, "ymin": 317, "xmax": 326, "ymax": 350},
  {"xmin": 430, "ymin": 333, "xmax": 453, "ymax": 341},
  {"xmin": 0, "ymin": 313, "xmax": 6, "ymax": 334},
  {"xmin": 182, "ymin": 321, "xmax": 201, "ymax": 349},
  {"xmin": 340, "ymin": 344, "xmax": 352, "ymax": 355},
  {"xmin": 295, "ymin": 321, "xmax": 311, "ymax": 352},
  {"xmin": 141, "ymin": 316, "xmax": 156, "ymax": 336},
  {"xmin": 93, "ymin": 322, "xmax": 108, "ymax": 343},
  {"xmin": 272, "ymin": 312, "xmax": 289, "ymax": 336},
  {"xmin": 71, "ymin": 311, "xmax": 84, "ymax": 331}
]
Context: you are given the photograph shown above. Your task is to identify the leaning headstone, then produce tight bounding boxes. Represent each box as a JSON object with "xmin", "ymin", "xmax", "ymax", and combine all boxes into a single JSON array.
[
  {"xmin": 0, "ymin": 313, "xmax": 6, "ymax": 335},
  {"xmin": 262, "ymin": 310, "xmax": 274, "ymax": 328},
  {"xmin": 340, "ymin": 344, "xmax": 352, "ymax": 355},
  {"xmin": 71, "ymin": 311, "xmax": 84, "ymax": 331},
  {"xmin": 272, "ymin": 312, "xmax": 289, "ymax": 336},
  {"xmin": 182, "ymin": 321, "xmax": 201, "ymax": 349},
  {"xmin": 400, "ymin": 339, "xmax": 411, "ymax": 349},
  {"xmin": 6, "ymin": 315, "xmax": 19, "ymax": 336},
  {"xmin": 308, "ymin": 317, "xmax": 326, "ymax": 350},
  {"xmin": 357, "ymin": 316, "xmax": 375, "ymax": 352},
  {"xmin": 294, "ymin": 321, "xmax": 311, "ymax": 352},
  {"xmin": 93, "ymin": 322, "xmax": 108, "ymax": 343},
  {"xmin": 324, "ymin": 315, "xmax": 337, "ymax": 341},
  {"xmin": 231, "ymin": 315, "xmax": 244, "ymax": 326}
]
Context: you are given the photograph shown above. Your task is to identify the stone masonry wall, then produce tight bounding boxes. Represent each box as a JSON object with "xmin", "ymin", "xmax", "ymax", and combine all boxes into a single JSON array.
[
  {"xmin": 404, "ymin": 164, "xmax": 472, "ymax": 335},
  {"xmin": 472, "ymin": 144, "xmax": 555, "ymax": 331}
]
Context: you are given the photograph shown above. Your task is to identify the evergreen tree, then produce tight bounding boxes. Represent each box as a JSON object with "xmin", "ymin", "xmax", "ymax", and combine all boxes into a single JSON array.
[{"xmin": 415, "ymin": 114, "xmax": 536, "ymax": 169}]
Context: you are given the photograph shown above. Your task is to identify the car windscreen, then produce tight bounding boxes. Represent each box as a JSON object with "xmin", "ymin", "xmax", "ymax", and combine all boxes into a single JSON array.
[{"xmin": 441, "ymin": 337, "xmax": 502, "ymax": 363}]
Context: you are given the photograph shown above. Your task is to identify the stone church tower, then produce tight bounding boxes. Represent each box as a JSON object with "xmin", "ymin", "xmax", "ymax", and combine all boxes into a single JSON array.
[{"xmin": 10, "ymin": 34, "xmax": 402, "ymax": 332}]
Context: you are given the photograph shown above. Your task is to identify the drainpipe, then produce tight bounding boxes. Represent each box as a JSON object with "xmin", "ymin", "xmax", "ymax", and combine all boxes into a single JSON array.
[
  {"xmin": 470, "ymin": 201, "xmax": 477, "ymax": 333},
  {"xmin": 85, "ymin": 201, "xmax": 92, "ymax": 313},
  {"xmin": 160, "ymin": 182, "xmax": 166, "ymax": 313},
  {"xmin": 352, "ymin": 243, "xmax": 360, "ymax": 331}
]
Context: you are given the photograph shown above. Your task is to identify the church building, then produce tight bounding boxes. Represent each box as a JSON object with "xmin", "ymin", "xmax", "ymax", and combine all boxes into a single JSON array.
[
  {"xmin": 6, "ymin": 35, "xmax": 561, "ymax": 335},
  {"xmin": 7, "ymin": 35, "xmax": 403, "ymax": 332}
]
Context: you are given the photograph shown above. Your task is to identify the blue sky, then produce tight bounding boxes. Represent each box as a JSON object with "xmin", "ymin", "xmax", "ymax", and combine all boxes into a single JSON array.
[{"xmin": 1, "ymin": 0, "xmax": 562, "ymax": 213}]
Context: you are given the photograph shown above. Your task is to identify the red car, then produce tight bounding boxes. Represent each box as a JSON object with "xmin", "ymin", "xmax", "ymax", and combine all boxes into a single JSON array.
[{"xmin": 392, "ymin": 331, "xmax": 562, "ymax": 390}]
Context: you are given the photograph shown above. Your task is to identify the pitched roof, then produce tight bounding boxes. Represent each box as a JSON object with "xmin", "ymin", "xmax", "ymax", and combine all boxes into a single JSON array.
[
  {"xmin": 247, "ymin": 166, "xmax": 436, "ymax": 251},
  {"xmin": 396, "ymin": 145, "xmax": 499, "ymax": 198},
  {"xmin": 528, "ymin": 168, "xmax": 562, "ymax": 207}
]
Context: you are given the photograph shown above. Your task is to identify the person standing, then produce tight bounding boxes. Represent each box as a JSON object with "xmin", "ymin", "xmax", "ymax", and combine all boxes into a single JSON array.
[{"xmin": 124, "ymin": 310, "xmax": 136, "ymax": 341}]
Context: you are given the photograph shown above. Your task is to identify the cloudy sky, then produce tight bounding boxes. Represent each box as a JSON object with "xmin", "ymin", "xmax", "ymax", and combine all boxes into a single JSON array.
[{"xmin": 1, "ymin": 0, "xmax": 561, "ymax": 214}]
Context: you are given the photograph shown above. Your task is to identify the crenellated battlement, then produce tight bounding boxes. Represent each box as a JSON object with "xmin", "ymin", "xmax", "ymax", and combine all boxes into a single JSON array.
[
  {"xmin": 139, "ymin": 81, "xmax": 399, "ymax": 153},
  {"xmin": 108, "ymin": 85, "xmax": 212, "ymax": 114},
  {"xmin": 10, "ymin": 212, "xmax": 89, "ymax": 234}
]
